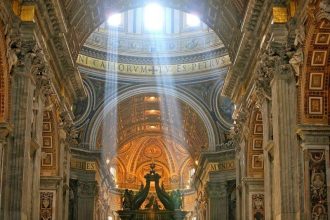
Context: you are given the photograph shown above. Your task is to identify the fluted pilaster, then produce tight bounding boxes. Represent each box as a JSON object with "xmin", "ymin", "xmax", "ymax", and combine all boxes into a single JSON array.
[
  {"xmin": 271, "ymin": 63, "xmax": 303, "ymax": 219},
  {"xmin": 206, "ymin": 181, "xmax": 227, "ymax": 220}
]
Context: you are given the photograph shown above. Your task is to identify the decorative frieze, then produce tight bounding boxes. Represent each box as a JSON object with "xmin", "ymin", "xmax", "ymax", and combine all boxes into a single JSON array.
[
  {"xmin": 195, "ymin": 191, "xmax": 208, "ymax": 220},
  {"xmin": 40, "ymin": 191, "xmax": 56, "ymax": 220},
  {"xmin": 309, "ymin": 151, "xmax": 328, "ymax": 220},
  {"xmin": 251, "ymin": 194, "xmax": 265, "ymax": 220},
  {"xmin": 255, "ymin": 43, "xmax": 286, "ymax": 99},
  {"xmin": 316, "ymin": 0, "xmax": 330, "ymax": 21}
]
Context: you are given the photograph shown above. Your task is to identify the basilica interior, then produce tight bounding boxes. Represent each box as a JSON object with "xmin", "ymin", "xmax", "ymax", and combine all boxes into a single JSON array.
[{"xmin": 0, "ymin": 0, "xmax": 329, "ymax": 220}]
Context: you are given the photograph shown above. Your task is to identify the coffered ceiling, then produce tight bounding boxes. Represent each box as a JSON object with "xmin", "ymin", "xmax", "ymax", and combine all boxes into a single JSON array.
[{"xmin": 96, "ymin": 93, "xmax": 209, "ymax": 155}]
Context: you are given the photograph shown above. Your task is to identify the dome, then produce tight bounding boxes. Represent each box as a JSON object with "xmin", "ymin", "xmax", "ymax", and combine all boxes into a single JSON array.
[
  {"xmin": 77, "ymin": 6, "xmax": 230, "ymax": 77},
  {"xmin": 75, "ymin": 4, "xmax": 233, "ymax": 192}
]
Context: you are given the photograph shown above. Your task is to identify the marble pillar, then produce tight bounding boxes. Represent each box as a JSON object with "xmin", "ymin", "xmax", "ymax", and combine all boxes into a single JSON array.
[
  {"xmin": 3, "ymin": 53, "xmax": 36, "ymax": 219},
  {"xmin": 297, "ymin": 125, "xmax": 330, "ymax": 219},
  {"xmin": 69, "ymin": 178, "xmax": 97, "ymax": 220},
  {"xmin": 60, "ymin": 127, "xmax": 71, "ymax": 220},
  {"xmin": 206, "ymin": 181, "xmax": 227, "ymax": 220},
  {"xmin": 1, "ymin": 22, "xmax": 47, "ymax": 219},
  {"xmin": 3, "ymin": 37, "xmax": 35, "ymax": 219},
  {"xmin": 235, "ymin": 140, "xmax": 245, "ymax": 220},
  {"xmin": 271, "ymin": 63, "xmax": 303, "ymax": 219},
  {"xmin": 31, "ymin": 91, "xmax": 44, "ymax": 220},
  {"xmin": 0, "ymin": 122, "xmax": 12, "ymax": 215},
  {"xmin": 244, "ymin": 178, "xmax": 264, "ymax": 220},
  {"xmin": 260, "ymin": 98, "xmax": 273, "ymax": 220}
]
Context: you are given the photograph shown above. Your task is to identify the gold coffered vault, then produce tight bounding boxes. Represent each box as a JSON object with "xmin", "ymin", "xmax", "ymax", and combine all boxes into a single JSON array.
[{"xmin": 0, "ymin": 0, "xmax": 329, "ymax": 220}]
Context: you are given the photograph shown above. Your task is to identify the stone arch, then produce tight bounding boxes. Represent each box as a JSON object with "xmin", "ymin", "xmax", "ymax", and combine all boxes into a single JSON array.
[
  {"xmin": 63, "ymin": 0, "xmax": 247, "ymax": 60},
  {"xmin": 299, "ymin": 2, "xmax": 330, "ymax": 125},
  {"xmin": 246, "ymin": 108, "xmax": 264, "ymax": 178},
  {"xmin": 179, "ymin": 157, "xmax": 194, "ymax": 187},
  {"xmin": 87, "ymin": 86, "xmax": 218, "ymax": 151},
  {"xmin": 0, "ymin": 20, "xmax": 10, "ymax": 122},
  {"xmin": 40, "ymin": 109, "xmax": 60, "ymax": 176},
  {"xmin": 129, "ymin": 137, "xmax": 177, "ymax": 174}
]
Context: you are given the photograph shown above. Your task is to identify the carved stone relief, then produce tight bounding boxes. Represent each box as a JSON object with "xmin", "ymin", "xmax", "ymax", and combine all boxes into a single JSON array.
[
  {"xmin": 40, "ymin": 191, "xmax": 55, "ymax": 220},
  {"xmin": 252, "ymin": 194, "xmax": 264, "ymax": 220},
  {"xmin": 309, "ymin": 151, "xmax": 328, "ymax": 220}
]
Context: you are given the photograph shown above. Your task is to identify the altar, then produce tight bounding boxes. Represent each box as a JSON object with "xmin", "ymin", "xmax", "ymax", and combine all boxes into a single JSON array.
[
  {"xmin": 116, "ymin": 163, "xmax": 188, "ymax": 220},
  {"xmin": 117, "ymin": 210, "xmax": 187, "ymax": 220}
]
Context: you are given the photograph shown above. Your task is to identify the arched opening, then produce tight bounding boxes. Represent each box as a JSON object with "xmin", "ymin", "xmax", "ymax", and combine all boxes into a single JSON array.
[
  {"xmin": 70, "ymin": 4, "xmax": 234, "ymax": 219},
  {"xmin": 63, "ymin": 0, "xmax": 248, "ymax": 61}
]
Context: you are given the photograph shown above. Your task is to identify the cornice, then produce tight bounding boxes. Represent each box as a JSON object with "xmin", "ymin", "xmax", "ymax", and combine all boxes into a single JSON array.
[
  {"xmin": 78, "ymin": 65, "xmax": 229, "ymax": 84},
  {"xmin": 194, "ymin": 149, "xmax": 235, "ymax": 188},
  {"xmin": 40, "ymin": 176, "xmax": 63, "ymax": 189},
  {"xmin": 80, "ymin": 47, "xmax": 228, "ymax": 65},
  {"xmin": 32, "ymin": 0, "xmax": 86, "ymax": 102},
  {"xmin": 297, "ymin": 125, "xmax": 330, "ymax": 148},
  {"xmin": 222, "ymin": 0, "xmax": 273, "ymax": 100}
]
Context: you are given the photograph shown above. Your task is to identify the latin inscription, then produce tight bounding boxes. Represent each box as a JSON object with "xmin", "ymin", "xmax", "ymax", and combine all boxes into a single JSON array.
[
  {"xmin": 86, "ymin": 162, "xmax": 96, "ymax": 171},
  {"xmin": 77, "ymin": 54, "xmax": 230, "ymax": 75},
  {"xmin": 70, "ymin": 159, "xmax": 97, "ymax": 171},
  {"xmin": 208, "ymin": 160, "xmax": 235, "ymax": 172}
]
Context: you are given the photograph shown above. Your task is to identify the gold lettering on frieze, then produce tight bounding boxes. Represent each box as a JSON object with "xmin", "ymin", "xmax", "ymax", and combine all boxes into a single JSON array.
[
  {"xmin": 20, "ymin": 5, "xmax": 35, "ymax": 22},
  {"xmin": 208, "ymin": 160, "xmax": 235, "ymax": 172},
  {"xmin": 70, "ymin": 158, "xmax": 85, "ymax": 170},
  {"xmin": 86, "ymin": 162, "xmax": 96, "ymax": 171},
  {"xmin": 272, "ymin": 7, "xmax": 288, "ymax": 23},
  {"xmin": 77, "ymin": 54, "xmax": 230, "ymax": 75},
  {"xmin": 70, "ymin": 159, "xmax": 97, "ymax": 171}
]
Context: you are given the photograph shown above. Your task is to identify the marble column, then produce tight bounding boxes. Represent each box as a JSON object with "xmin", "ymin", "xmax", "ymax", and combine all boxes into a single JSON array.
[
  {"xmin": 77, "ymin": 180, "xmax": 97, "ymax": 220},
  {"xmin": 241, "ymin": 178, "xmax": 264, "ymax": 220},
  {"xmin": 2, "ymin": 23, "xmax": 46, "ymax": 219},
  {"xmin": 235, "ymin": 139, "xmax": 246, "ymax": 220},
  {"xmin": 0, "ymin": 122, "xmax": 12, "ymax": 214},
  {"xmin": 260, "ymin": 98, "xmax": 273, "ymax": 220},
  {"xmin": 206, "ymin": 181, "xmax": 227, "ymax": 220},
  {"xmin": 69, "ymin": 178, "xmax": 97, "ymax": 220},
  {"xmin": 3, "ymin": 52, "xmax": 36, "ymax": 219},
  {"xmin": 59, "ymin": 125, "xmax": 72, "ymax": 220},
  {"xmin": 271, "ymin": 63, "xmax": 303, "ymax": 219}
]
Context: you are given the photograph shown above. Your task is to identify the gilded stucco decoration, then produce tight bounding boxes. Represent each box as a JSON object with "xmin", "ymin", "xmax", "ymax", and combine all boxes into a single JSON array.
[
  {"xmin": 97, "ymin": 94, "xmax": 206, "ymax": 190},
  {"xmin": 40, "ymin": 191, "xmax": 55, "ymax": 220},
  {"xmin": 309, "ymin": 151, "xmax": 328, "ymax": 220},
  {"xmin": 59, "ymin": 0, "xmax": 248, "ymax": 61},
  {"xmin": 299, "ymin": 8, "xmax": 330, "ymax": 125},
  {"xmin": 41, "ymin": 110, "xmax": 59, "ymax": 176},
  {"xmin": 0, "ymin": 21, "xmax": 9, "ymax": 122}
]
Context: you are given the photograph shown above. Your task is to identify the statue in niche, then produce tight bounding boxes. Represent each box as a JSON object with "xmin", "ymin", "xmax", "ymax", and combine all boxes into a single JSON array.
[
  {"xmin": 312, "ymin": 204, "xmax": 327, "ymax": 220},
  {"xmin": 31, "ymin": 90, "xmax": 39, "ymax": 139},
  {"xmin": 289, "ymin": 47, "xmax": 303, "ymax": 78},
  {"xmin": 288, "ymin": 24, "xmax": 305, "ymax": 84},
  {"xmin": 294, "ymin": 25, "xmax": 305, "ymax": 47}
]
